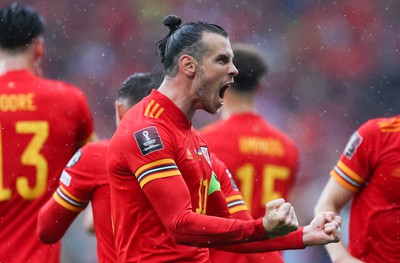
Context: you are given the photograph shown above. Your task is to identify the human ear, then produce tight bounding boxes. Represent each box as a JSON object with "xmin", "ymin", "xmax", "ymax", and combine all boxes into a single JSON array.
[
  {"xmin": 34, "ymin": 37, "xmax": 45, "ymax": 59},
  {"xmin": 115, "ymin": 101, "xmax": 128, "ymax": 121},
  {"xmin": 180, "ymin": 55, "xmax": 197, "ymax": 76}
]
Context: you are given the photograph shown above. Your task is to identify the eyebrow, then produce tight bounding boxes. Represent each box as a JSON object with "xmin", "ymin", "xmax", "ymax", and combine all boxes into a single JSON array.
[{"xmin": 215, "ymin": 53, "xmax": 230, "ymax": 62}]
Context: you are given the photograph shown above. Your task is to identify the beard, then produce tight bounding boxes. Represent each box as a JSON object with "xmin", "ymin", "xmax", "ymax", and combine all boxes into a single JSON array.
[{"xmin": 193, "ymin": 67, "xmax": 221, "ymax": 114}]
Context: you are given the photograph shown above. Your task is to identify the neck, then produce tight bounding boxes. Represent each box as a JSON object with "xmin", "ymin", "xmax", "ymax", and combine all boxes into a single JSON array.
[
  {"xmin": 221, "ymin": 90, "xmax": 255, "ymax": 119},
  {"xmin": 158, "ymin": 76, "xmax": 198, "ymax": 121},
  {"xmin": 0, "ymin": 52, "xmax": 37, "ymax": 76}
]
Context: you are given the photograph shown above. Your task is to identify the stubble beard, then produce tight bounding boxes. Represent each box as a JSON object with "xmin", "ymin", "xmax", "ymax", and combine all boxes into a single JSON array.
[{"xmin": 194, "ymin": 68, "xmax": 219, "ymax": 115}]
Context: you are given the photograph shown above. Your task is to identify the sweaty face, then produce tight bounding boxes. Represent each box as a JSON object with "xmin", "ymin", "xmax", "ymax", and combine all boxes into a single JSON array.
[{"xmin": 193, "ymin": 33, "xmax": 238, "ymax": 114}]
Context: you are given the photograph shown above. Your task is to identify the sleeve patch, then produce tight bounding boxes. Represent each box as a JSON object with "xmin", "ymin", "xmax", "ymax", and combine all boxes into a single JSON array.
[
  {"xmin": 134, "ymin": 126, "xmax": 164, "ymax": 156},
  {"xmin": 66, "ymin": 150, "xmax": 82, "ymax": 168},
  {"xmin": 344, "ymin": 131, "xmax": 363, "ymax": 159},
  {"xmin": 60, "ymin": 170, "xmax": 72, "ymax": 187}
]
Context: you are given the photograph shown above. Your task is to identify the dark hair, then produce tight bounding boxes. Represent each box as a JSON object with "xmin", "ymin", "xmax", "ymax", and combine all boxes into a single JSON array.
[
  {"xmin": 156, "ymin": 14, "xmax": 228, "ymax": 76},
  {"xmin": 117, "ymin": 72, "xmax": 163, "ymax": 108},
  {"xmin": 232, "ymin": 43, "xmax": 268, "ymax": 93},
  {"xmin": 0, "ymin": 3, "xmax": 45, "ymax": 50}
]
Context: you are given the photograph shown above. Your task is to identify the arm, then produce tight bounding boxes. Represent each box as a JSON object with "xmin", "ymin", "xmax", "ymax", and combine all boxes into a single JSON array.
[
  {"xmin": 314, "ymin": 177, "xmax": 363, "ymax": 263},
  {"xmin": 143, "ymin": 176, "xmax": 298, "ymax": 247},
  {"xmin": 216, "ymin": 211, "xmax": 341, "ymax": 253},
  {"xmin": 229, "ymin": 210, "xmax": 284, "ymax": 263},
  {"xmin": 84, "ymin": 204, "xmax": 95, "ymax": 234},
  {"xmin": 37, "ymin": 197, "xmax": 81, "ymax": 244}
]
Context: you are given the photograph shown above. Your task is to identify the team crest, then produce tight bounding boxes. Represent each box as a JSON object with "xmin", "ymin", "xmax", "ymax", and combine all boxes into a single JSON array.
[
  {"xmin": 134, "ymin": 126, "xmax": 164, "ymax": 156},
  {"xmin": 344, "ymin": 131, "xmax": 363, "ymax": 159},
  {"xmin": 200, "ymin": 146, "xmax": 211, "ymax": 167}
]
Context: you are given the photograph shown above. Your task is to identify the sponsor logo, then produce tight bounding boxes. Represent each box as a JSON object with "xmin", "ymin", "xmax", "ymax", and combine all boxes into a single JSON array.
[
  {"xmin": 186, "ymin": 148, "xmax": 193, "ymax": 160},
  {"xmin": 134, "ymin": 126, "xmax": 164, "ymax": 156}
]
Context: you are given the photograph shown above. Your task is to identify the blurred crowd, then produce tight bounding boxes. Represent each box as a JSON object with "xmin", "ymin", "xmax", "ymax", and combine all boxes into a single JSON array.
[{"xmin": 4, "ymin": 0, "xmax": 399, "ymax": 262}]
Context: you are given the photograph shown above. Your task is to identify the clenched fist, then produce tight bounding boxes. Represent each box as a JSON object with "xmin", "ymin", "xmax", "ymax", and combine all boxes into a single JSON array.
[{"xmin": 262, "ymin": 198, "xmax": 299, "ymax": 239}]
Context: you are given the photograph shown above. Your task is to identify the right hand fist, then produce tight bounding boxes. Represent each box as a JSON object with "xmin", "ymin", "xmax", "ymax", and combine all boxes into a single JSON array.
[{"xmin": 262, "ymin": 198, "xmax": 299, "ymax": 239}]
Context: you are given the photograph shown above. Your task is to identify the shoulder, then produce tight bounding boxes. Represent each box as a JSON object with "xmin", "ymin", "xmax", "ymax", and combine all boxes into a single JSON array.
[
  {"xmin": 357, "ymin": 116, "xmax": 398, "ymax": 135},
  {"xmin": 44, "ymin": 78, "xmax": 88, "ymax": 99},
  {"xmin": 81, "ymin": 140, "xmax": 109, "ymax": 152}
]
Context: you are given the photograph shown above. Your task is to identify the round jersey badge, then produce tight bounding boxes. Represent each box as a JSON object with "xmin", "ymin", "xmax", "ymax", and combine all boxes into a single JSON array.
[{"xmin": 66, "ymin": 150, "xmax": 82, "ymax": 168}]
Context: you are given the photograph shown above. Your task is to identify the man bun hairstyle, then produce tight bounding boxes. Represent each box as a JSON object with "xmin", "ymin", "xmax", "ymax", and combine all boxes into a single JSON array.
[
  {"xmin": 156, "ymin": 14, "xmax": 228, "ymax": 77},
  {"xmin": 163, "ymin": 15, "xmax": 182, "ymax": 32},
  {"xmin": 0, "ymin": 3, "xmax": 45, "ymax": 50},
  {"xmin": 232, "ymin": 43, "xmax": 269, "ymax": 93}
]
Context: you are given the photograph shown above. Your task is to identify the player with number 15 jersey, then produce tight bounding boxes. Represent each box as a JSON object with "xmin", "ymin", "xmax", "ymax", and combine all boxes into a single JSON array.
[{"xmin": 201, "ymin": 113, "xmax": 299, "ymax": 262}]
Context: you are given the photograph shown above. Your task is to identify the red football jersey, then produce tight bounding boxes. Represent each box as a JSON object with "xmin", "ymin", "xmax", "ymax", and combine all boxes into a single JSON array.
[
  {"xmin": 54, "ymin": 140, "xmax": 116, "ymax": 262},
  {"xmin": 107, "ymin": 90, "xmax": 269, "ymax": 262},
  {"xmin": 202, "ymin": 113, "xmax": 299, "ymax": 219},
  {"xmin": 209, "ymin": 153, "xmax": 284, "ymax": 262},
  {"xmin": 201, "ymin": 112, "xmax": 298, "ymax": 263},
  {"xmin": 0, "ymin": 70, "xmax": 94, "ymax": 263},
  {"xmin": 330, "ymin": 116, "xmax": 400, "ymax": 262}
]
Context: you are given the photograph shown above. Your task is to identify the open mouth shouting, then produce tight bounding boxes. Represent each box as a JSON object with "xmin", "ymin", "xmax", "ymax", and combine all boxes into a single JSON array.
[{"xmin": 219, "ymin": 82, "xmax": 233, "ymax": 104}]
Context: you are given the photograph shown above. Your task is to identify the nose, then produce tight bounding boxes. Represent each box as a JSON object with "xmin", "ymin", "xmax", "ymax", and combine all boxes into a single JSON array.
[{"xmin": 229, "ymin": 62, "xmax": 239, "ymax": 77}]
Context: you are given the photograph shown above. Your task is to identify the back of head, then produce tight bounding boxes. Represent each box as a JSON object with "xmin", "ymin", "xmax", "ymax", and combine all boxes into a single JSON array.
[
  {"xmin": 232, "ymin": 43, "xmax": 268, "ymax": 93},
  {"xmin": 117, "ymin": 72, "xmax": 163, "ymax": 108},
  {"xmin": 156, "ymin": 14, "xmax": 228, "ymax": 77},
  {"xmin": 0, "ymin": 3, "xmax": 45, "ymax": 50}
]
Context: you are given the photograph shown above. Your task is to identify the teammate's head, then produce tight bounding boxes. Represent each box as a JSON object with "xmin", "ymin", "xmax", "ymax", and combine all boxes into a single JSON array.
[
  {"xmin": 115, "ymin": 72, "xmax": 163, "ymax": 126},
  {"xmin": 156, "ymin": 14, "xmax": 228, "ymax": 77},
  {"xmin": 232, "ymin": 43, "xmax": 268, "ymax": 94},
  {"xmin": 0, "ymin": 3, "xmax": 45, "ymax": 50}
]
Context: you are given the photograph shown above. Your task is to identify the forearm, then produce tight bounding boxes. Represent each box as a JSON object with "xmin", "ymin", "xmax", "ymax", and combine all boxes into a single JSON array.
[
  {"xmin": 172, "ymin": 211, "xmax": 268, "ymax": 246},
  {"xmin": 244, "ymin": 252, "xmax": 284, "ymax": 263},
  {"xmin": 145, "ymin": 177, "xmax": 269, "ymax": 247},
  {"xmin": 37, "ymin": 198, "xmax": 79, "ymax": 244},
  {"xmin": 214, "ymin": 227, "xmax": 304, "ymax": 253}
]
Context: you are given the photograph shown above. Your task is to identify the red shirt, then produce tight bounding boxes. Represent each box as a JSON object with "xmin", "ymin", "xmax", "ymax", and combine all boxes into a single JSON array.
[
  {"xmin": 0, "ymin": 70, "xmax": 94, "ymax": 263},
  {"xmin": 54, "ymin": 140, "xmax": 116, "ymax": 262},
  {"xmin": 209, "ymin": 154, "xmax": 283, "ymax": 263},
  {"xmin": 201, "ymin": 113, "xmax": 299, "ymax": 263},
  {"xmin": 330, "ymin": 116, "xmax": 400, "ymax": 262},
  {"xmin": 107, "ymin": 90, "xmax": 269, "ymax": 262}
]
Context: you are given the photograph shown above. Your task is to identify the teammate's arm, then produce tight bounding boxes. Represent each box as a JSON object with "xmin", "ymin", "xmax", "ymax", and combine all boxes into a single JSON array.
[
  {"xmin": 314, "ymin": 177, "xmax": 362, "ymax": 263},
  {"xmin": 37, "ymin": 197, "xmax": 82, "ymax": 244},
  {"xmin": 37, "ymin": 146, "xmax": 94, "ymax": 244}
]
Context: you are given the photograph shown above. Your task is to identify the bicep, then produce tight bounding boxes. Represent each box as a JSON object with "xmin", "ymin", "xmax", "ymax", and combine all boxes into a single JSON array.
[{"xmin": 143, "ymin": 175, "xmax": 192, "ymax": 228}]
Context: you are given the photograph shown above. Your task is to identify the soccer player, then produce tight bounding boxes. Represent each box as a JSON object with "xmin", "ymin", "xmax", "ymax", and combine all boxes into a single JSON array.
[
  {"xmin": 201, "ymin": 43, "xmax": 299, "ymax": 262},
  {"xmin": 37, "ymin": 72, "xmax": 162, "ymax": 262},
  {"xmin": 314, "ymin": 116, "xmax": 400, "ymax": 262},
  {"xmin": 0, "ymin": 3, "xmax": 94, "ymax": 263},
  {"xmin": 107, "ymin": 14, "xmax": 341, "ymax": 262}
]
